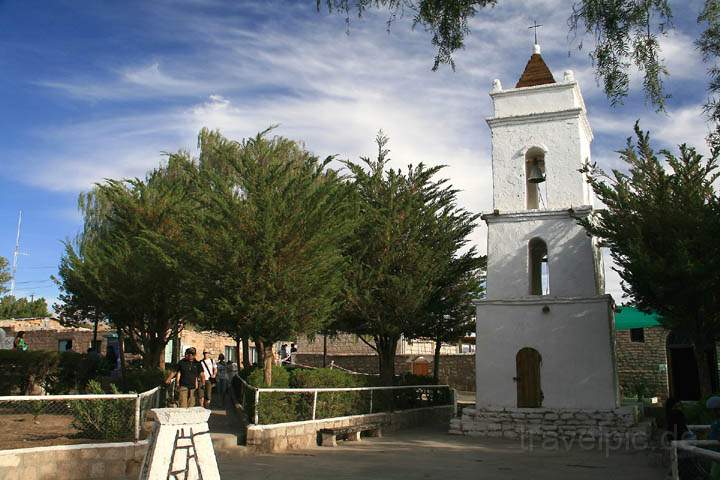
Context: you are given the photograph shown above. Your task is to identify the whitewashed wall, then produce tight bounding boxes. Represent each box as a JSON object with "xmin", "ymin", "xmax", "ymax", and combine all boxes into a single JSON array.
[
  {"xmin": 484, "ymin": 208, "xmax": 600, "ymax": 299},
  {"xmin": 475, "ymin": 296, "xmax": 618, "ymax": 410}
]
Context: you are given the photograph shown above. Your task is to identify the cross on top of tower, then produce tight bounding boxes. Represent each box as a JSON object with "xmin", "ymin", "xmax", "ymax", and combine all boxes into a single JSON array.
[{"xmin": 528, "ymin": 20, "xmax": 543, "ymax": 46}]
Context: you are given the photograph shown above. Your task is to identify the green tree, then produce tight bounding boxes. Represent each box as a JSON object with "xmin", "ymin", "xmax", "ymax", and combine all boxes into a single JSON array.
[
  {"xmin": 0, "ymin": 256, "xmax": 10, "ymax": 295},
  {"xmin": 580, "ymin": 123, "xmax": 720, "ymax": 396},
  {"xmin": 56, "ymin": 158, "xmax": 199, "ymax": 370},
  {"xmin": 319, "ymin": 1, "xmax": 720, "ymax": 132},
  {"xmin": 341, "ymin": 133, "xmax": 479, "ymax": 385},
  {"xmin": 189, "ymin": 128, "xmax": 354, "ymax": 386},
  {"xmin": 421, "ymin": 249, "xmax": 484, "ymax": 382},
  {"xmin": 0, "ymin": 296, "xmax": 50, "ymax": 319}
]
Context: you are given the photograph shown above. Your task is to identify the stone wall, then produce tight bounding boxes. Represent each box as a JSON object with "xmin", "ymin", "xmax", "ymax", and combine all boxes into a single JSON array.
[
  {"xmin": 0, "ymin": 441, "xmax": 148, "ymax": 480},
  {"xmin": 294, "ymin": 353, "xmax": 476, "ymax": 391},
  {"xmin": 246, "ymin": 405, "xmax": 454, "ymax": 453},
  {"xmin": 178, "ymin": 329, "xmax": 238, "ymax": 361},
  {"xmin": 615, "ymin": 327, "xmax": 669, "ymax": 401},
  {"xmin": 451, "ymin": 406, "xmax": 650, "ymax": 443}
]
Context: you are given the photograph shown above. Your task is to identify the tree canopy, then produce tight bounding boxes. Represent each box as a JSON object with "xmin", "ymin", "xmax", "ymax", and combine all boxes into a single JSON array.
[
  {"xmin": 340, "ymin": 133, "xmax": 483, "ymax": 384},
  {"xmin": 0, "ymin": 257, "xmax": 10, "ymax": 296},
  {"xmin": 188, "ymin": 128, "xmax": 356, "ymax": 385},
  {"xmin": 0, "ymin": 296, "xmax": 50, "ymax": 319},
  {"xmin": 580, "ymin": 123, "xmax": 720, "ymax": 395},
  {"xmin": 56, "ymin": 158, "xmax": 199, "ymax": 369}
]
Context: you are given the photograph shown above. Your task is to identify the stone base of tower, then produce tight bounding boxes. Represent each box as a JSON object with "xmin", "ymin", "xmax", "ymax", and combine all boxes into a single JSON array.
[{"xmin": 449, "ymin": 406, "xmax": 652, "ymax": 446}]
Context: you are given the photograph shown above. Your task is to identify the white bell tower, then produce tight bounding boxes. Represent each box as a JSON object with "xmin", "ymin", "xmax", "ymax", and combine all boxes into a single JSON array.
[{"xmin": 475, "ymin": 44, "xmax": 618, "ymax": 410}]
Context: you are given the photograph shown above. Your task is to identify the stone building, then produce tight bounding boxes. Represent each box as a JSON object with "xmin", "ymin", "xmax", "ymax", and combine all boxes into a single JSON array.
[{"xmin": 615, "ymin": 306, "xmax": 720, "ymax": 402}]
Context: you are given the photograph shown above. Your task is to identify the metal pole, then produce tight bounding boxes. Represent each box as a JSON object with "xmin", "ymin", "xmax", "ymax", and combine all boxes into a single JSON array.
[
  {"xmin": 452, "ymin": 388, "xmax": 458, "ymax": 416},
  {"xmin": 312, "ymin": 390, "xmax": 318, "ymax": 420},
  {"xmin": 671, "ymin": 444, "xmax": 679, "ymax": 480},
  {"xmin": 254, "ymin": 389, "xmax": 260, "ymax": 424},
  {"xmin": 134, "ymin": 394, "xmax": 141, "ymax": 442},
  {"xmin": 369, "ymin": 390, "xmax": 373, "ymax": 414}
]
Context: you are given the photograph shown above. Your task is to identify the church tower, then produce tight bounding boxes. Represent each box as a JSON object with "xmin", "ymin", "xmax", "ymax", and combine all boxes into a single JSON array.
[{"xmin": 474, "ymin": 44, "xmax": 618, "ymax": 410}]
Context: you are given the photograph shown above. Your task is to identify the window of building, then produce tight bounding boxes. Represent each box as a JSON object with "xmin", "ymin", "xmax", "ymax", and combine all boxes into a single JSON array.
[
  {"xmin": 58, "ymin": 339, "xmax": 73, "ymax": 352},
  {"xmin": 529, "ymin": 238, "xmax": 549, "ymax": 295},
  {"xmin": 630, "ymin": 328, "xmax": 645, "ymax": 343},
  {"xmin": 224, "ymin": 345, "xmax": 237, "ymax": 363},
  {"xmin": 525, "ymin": 147, "xmax": 547, "ymax": 210}
]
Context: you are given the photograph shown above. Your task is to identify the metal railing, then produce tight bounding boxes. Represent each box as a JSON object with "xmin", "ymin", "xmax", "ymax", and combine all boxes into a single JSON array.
[
  {"xmin": 670, "ymin": 439, "xmax": 720, "ymax": 480},
  {"xmin": 0, "ymin": 384, "xmax": 165, "ymax": 443},
  {"xmin": 235, "ymin": 376, "xmax": 453, "ymax": 425}
]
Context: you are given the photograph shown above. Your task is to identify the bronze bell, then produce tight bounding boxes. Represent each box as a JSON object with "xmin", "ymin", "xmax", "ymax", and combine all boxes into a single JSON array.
[{"xmin": 528, "ymin": 160, "xmax": 546, "ymax": 184}]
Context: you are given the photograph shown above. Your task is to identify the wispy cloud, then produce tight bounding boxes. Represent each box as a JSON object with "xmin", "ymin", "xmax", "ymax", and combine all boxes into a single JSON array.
[{"xmin": 5, "ymin": 0, "xmax": 714, "ymax": 302}]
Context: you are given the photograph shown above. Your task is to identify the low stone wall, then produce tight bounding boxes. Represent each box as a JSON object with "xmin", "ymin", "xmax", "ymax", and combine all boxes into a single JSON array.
[
  {"xmin": 247, "ymin": 405, "xmax": 454, "ymax": 453},
  {"xmin": 450, "ymin": 406, "xmax": 651, "ymax": 444},
  {"xmin": 294, "ymin": 353, "xmax": 476, "ymax": 392},
  {"xmin": 0, "ymin": 441, "xmax": 148, "ymax": 480}
]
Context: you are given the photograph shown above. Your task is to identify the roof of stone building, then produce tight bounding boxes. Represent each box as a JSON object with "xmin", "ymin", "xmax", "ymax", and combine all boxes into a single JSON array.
[
  {"xmin": 0, "ymin": 317, "xmax": 110, "ymax": 332},
  {"xmin": 614, "ymin": 307, "xmax": 662, "ymax": 330},
  {"xmin": 515, "ymin": 51, "xmax": 556, "ymax": 88}
]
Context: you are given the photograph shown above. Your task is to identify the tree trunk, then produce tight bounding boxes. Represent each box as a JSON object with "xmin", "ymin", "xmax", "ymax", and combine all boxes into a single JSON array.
[
  {"xmin": 143, "ymin": 342, "xmax": 166, "ymax": 371},
  {"xmin": 118, "ymin": 329, "xmax": 127, "ymax": 382},
  {"xmin": 433, "ymin": 338, "xmax": 442, "ymax": 383},
  {"xmin": 92, "ymin": 311, "xmax": 99, "ymax": 352},
  {"xmin": 323, "ymin": 334, "xmax": 327, "ymax": 368},
  {"xmin": 694, "ymin": 341, "xmax": 714, "ymax": 398},
  {"xmin": 256, "ymin": 338, "xmax": 265, "ymax": 367},
  {"xmin": 263, "ymin": 343, "xmax": 275, "ymax": 386},
  {"xmin": 242, "ymin": 337, "xmax": 250, "ymax": 369},
  {"xmin": 377, "ymin": 336, "xmax": 398, "ymax": 386}
]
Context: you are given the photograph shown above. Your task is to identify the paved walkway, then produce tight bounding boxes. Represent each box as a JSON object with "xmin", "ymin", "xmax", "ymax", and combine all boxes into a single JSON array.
[{"xmin": 217, "ymin": 427, "xmax": 666, "ymax": 479}]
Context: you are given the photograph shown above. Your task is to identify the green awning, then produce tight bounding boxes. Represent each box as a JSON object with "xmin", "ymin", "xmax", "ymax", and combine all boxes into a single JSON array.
[{"xmin": 615, "ymin": 306, "xmax": 662, "ymax": 330}]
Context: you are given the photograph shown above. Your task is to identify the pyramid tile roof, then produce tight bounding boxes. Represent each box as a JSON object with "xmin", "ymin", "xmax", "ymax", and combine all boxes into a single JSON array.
[{"xmin": 516, "ymin": 52, "xmax": 556, "ymax": 88}]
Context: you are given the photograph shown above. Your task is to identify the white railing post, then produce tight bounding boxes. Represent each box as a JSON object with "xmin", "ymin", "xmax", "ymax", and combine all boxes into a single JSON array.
[
  {"xmin": 312, "ymin": 390, "xmax": 318, "ymax": 420},
  {"xmin": 134, "ymin": 394, "xmax": 141, "ymax": 442},
  {"xmin": 670, "ymin": 442, "xmax": 679, "ymax": 480},
  {"xmin": 369, "ymin": 390, "xmax": 373, "ymax": 414},
  {"xmin": 254, "ymin": 389, "xmax": 260, "ymax": 424}
]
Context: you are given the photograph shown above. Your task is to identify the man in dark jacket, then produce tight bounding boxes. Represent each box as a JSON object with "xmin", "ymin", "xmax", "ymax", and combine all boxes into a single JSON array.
[{"xmin": 174, "ymin": 347, "xmax": 202, "ymax": 408}]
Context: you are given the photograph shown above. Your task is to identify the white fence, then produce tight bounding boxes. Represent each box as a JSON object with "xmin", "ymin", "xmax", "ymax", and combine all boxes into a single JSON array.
[
  {"xmin": 235, "ymin": 376, "xmax": 454, "ymax": 425},
  {"xmin": 0, "ymin": 384, "xmax": 165, "ymax": 442}
]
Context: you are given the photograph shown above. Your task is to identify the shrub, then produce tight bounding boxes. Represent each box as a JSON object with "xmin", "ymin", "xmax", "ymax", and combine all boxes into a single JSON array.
[
  {"xmin": 290, "ymin": 368, "xmax": 369, "ymax": 419},
  {"xmin": 69, "ymin": 380, "xmax": 135, "ymax": 440},
  {"xmin": 49, "ymin": 352, "xmax": 113, "ymax": 393},
  {"xmin": 121, "ymin": 367, "xmax": 166, "ymax": 393},
  {"xmin": 0, "ymin": 350, "xmax": 59, "ymax": 394},
  {"xmin": 246, "ymin": 366, "xmax": 297, "ymax": 424}
]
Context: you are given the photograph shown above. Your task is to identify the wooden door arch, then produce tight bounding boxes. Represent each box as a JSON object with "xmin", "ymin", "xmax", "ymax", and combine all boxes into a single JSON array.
[{"xmin": 516, "ymin": 347, "xmax": 542, "ymax": 408}]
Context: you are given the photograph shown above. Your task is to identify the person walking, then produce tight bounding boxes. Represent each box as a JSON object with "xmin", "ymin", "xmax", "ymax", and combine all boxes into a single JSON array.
[
  {"xmin": 199, "ymin": 350, "xmax": 217, "ymax": 408},
  {"xmin": 216, "ymin": 354, "xmax": 228, "ymax": 407},
  {"xmin": 173, "ymin": 347, "xmax": 202, "ymax": 408}
]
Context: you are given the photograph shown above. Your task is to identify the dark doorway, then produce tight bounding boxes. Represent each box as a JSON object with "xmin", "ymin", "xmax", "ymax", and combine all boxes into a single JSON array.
[
  {"xmin": 667, "ymin": 332, "xmax": 718, "ymax": 401},
  {"xmin": 516, "ymin": 347, "xmax": 542, "ymax": 407}
]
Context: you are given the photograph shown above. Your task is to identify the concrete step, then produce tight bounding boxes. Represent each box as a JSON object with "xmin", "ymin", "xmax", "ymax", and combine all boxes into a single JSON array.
[{"xmin": 211, "ymin": 433, "xmax": 249, "ymax": 456}]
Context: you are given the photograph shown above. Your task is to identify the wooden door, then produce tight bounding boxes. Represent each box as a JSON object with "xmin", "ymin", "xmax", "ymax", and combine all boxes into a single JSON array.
[
  {"xmin": 516, "ymin": 348, "xmax": 542, "ymax": 408},
  {"xmin": 412, "ymin": 361, "xmax": 430, "ymax": 376}
]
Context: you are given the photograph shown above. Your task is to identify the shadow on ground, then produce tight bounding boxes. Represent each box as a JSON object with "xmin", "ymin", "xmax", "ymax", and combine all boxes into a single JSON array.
[{"xmin": 216, "ymin": 425, "xmax": 666, "ymax": 480}]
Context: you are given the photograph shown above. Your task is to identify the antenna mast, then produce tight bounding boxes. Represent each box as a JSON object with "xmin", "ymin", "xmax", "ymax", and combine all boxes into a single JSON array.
[{"xmin": 10, "ymin": 211, "xmax": 22, "ymax": 297}]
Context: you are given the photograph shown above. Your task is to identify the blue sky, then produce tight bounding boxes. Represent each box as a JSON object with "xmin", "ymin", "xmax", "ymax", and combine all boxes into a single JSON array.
[{"xmin": 0, "ymin": 0, "xmax": 714, "ymax": 307}]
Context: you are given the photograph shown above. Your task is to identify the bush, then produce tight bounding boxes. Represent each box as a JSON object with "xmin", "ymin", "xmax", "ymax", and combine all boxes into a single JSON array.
[
  {"xmin": 245, "ymin": 366, "xmax": 297, "ymax": 424},
  {"xmin": 290, "ymin": 368, "xmax": 370, "ymax": 419},
  {"xmin": 0, "ymin": 350, "xmax": 59, "ymax": 394},
  {"xmin": 49, "ymin": 352, "xmax": 113, "ymax": 393},
  {"xmin": 69, "ymin": 380, "xmax": 135, "ymax": 440},
  {"xmin": 121, "ymin": 367, "xmax": 166, "ymax": 393}
]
